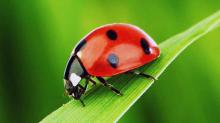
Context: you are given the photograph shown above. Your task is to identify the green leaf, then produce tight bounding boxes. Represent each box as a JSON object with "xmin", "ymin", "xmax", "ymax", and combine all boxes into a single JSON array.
[{"xmin": 41, "ymin": 11, "xmax": 220, "ymax": 123}]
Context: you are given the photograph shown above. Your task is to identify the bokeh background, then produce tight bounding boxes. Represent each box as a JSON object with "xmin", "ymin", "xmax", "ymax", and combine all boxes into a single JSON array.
[{"xmin": 0, "ymin": 0, "xmax": 220, "ymax": 123}]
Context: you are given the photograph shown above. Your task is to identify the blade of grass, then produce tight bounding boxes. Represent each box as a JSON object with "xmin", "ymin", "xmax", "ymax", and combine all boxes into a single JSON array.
[{"xmin": 41, "ymin": 11, "xmax": 220, "ymax": 123}]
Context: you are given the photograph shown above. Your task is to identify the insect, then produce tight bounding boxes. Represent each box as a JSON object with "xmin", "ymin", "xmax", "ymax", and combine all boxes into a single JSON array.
[{"xmin": 64, "ymin": 23, "xmax": 160, "ymax": 106}]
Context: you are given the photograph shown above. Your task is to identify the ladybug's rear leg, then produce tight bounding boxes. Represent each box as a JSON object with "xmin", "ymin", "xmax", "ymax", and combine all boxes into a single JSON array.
[
  {"xmin": 127, "ymin": 71, "xmax": 157, "ymax": 81},
  {"xmin": 96, "ymin": 77, "xmax": 123, "ymax": 96}
]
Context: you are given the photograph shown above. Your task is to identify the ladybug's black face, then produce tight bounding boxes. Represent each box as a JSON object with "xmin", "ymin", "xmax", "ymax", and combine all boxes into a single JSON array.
[{"xmin": 64, "ymin": 79, "xmax": 85, "ymax": 100}]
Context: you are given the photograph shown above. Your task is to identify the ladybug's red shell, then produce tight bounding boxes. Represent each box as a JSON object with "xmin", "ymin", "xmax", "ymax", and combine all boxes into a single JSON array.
[{"xmin": 75, "ymin": 24, "xmax": 160, "ymax": 77}]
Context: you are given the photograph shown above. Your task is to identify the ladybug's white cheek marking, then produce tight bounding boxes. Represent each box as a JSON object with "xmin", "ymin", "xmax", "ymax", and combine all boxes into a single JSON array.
[{"xmin": 70, "ymin": 73, "xmax": 81, "ymax": 86}]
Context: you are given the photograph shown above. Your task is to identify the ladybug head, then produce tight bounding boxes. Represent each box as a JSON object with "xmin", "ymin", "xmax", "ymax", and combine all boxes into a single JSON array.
[
  {"xmin": 64, "ymin": 55, "xmax": 86, "ymax": 100},
  {"xmin": 64, "ymin": 79, "xmax": 84, "ymax": 100}
]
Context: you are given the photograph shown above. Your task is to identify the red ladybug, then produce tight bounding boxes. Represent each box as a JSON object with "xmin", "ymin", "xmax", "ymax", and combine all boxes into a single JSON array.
[{"xmin": 64, "ymin": 23, "xmax": 160, "ymax": 106}]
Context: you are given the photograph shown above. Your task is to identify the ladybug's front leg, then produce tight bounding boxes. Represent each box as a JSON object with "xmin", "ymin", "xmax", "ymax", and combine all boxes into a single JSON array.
[
  {"xmin": 127, "ymin": 71, "xmax": 157, "ymax": 81},
  {"xmin": 96, "ymin": 77, "xmax": 123, "ymax": 96},
  {"xmin": 78, "ymin": 79, "xmax": 89, "ymax": 93},
  {"xmin": 87, "ymin": 77, "xmax": 97, "ymax": 85}
]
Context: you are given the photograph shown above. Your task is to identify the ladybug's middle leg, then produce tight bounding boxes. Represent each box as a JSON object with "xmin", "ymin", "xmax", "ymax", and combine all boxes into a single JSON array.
[
  {"xmin": 127, "ymin": 71, "xmax": 157, "ymax": 81},
  {"xmin": 96, "ymin": 77, "xmax": 123, "ymax": 96}
]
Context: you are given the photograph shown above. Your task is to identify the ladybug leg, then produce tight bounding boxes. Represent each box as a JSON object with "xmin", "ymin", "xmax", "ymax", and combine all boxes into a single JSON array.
[
  {"xmin": 78, "ymin": 81, "xmax": 88, "ymax": 93},
  {"xmin": 87, "ymin": 78, "xmax": 97, "ymax": 85},
  {"xmin": 79, "ymin": 99, "xmax": 85, "ymax": 107},
  {"xmin": 96, "ymin": 77, "xmax": 123, "ymax": 96},
  {"xmin": 127, "ymin": 71, "xmax": 157, "ymax": 81},
  {"xmin": 84, "ymin": 79, "xmax": 89, "ymax": 90}
]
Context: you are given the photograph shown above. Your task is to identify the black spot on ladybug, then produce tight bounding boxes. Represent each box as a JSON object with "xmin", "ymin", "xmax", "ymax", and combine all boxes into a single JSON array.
[
  {"xmin": 107, "ymin": 54, "xmax": 119, "ymax": 68},
  {"xmin": 74, "ymin": 39, "xmax": 86, "ymax": 53},
  {"xmin": 106, "ymin": 30, "xmax": 117, "ymax": 40},
  {"xmin": 140, "ymin": 38, "xmax": 150, "ymax": 54}
]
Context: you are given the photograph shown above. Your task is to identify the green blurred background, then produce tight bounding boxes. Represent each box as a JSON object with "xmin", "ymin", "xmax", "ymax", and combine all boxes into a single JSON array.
[{"xmin": 0, "ymin": 0, "xmax": 220, "ymax": 123}]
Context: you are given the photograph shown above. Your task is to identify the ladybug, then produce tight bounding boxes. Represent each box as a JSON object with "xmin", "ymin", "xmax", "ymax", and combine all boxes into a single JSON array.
[{"xmin": 64, "ymin": 23, "xmax": 160, "ymax": 106}]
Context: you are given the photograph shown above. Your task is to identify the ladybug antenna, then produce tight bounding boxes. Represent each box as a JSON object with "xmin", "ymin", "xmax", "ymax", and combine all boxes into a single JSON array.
[{"xmin": 79, "ymin": 98, "xmax": 85, "ymax": 107}]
